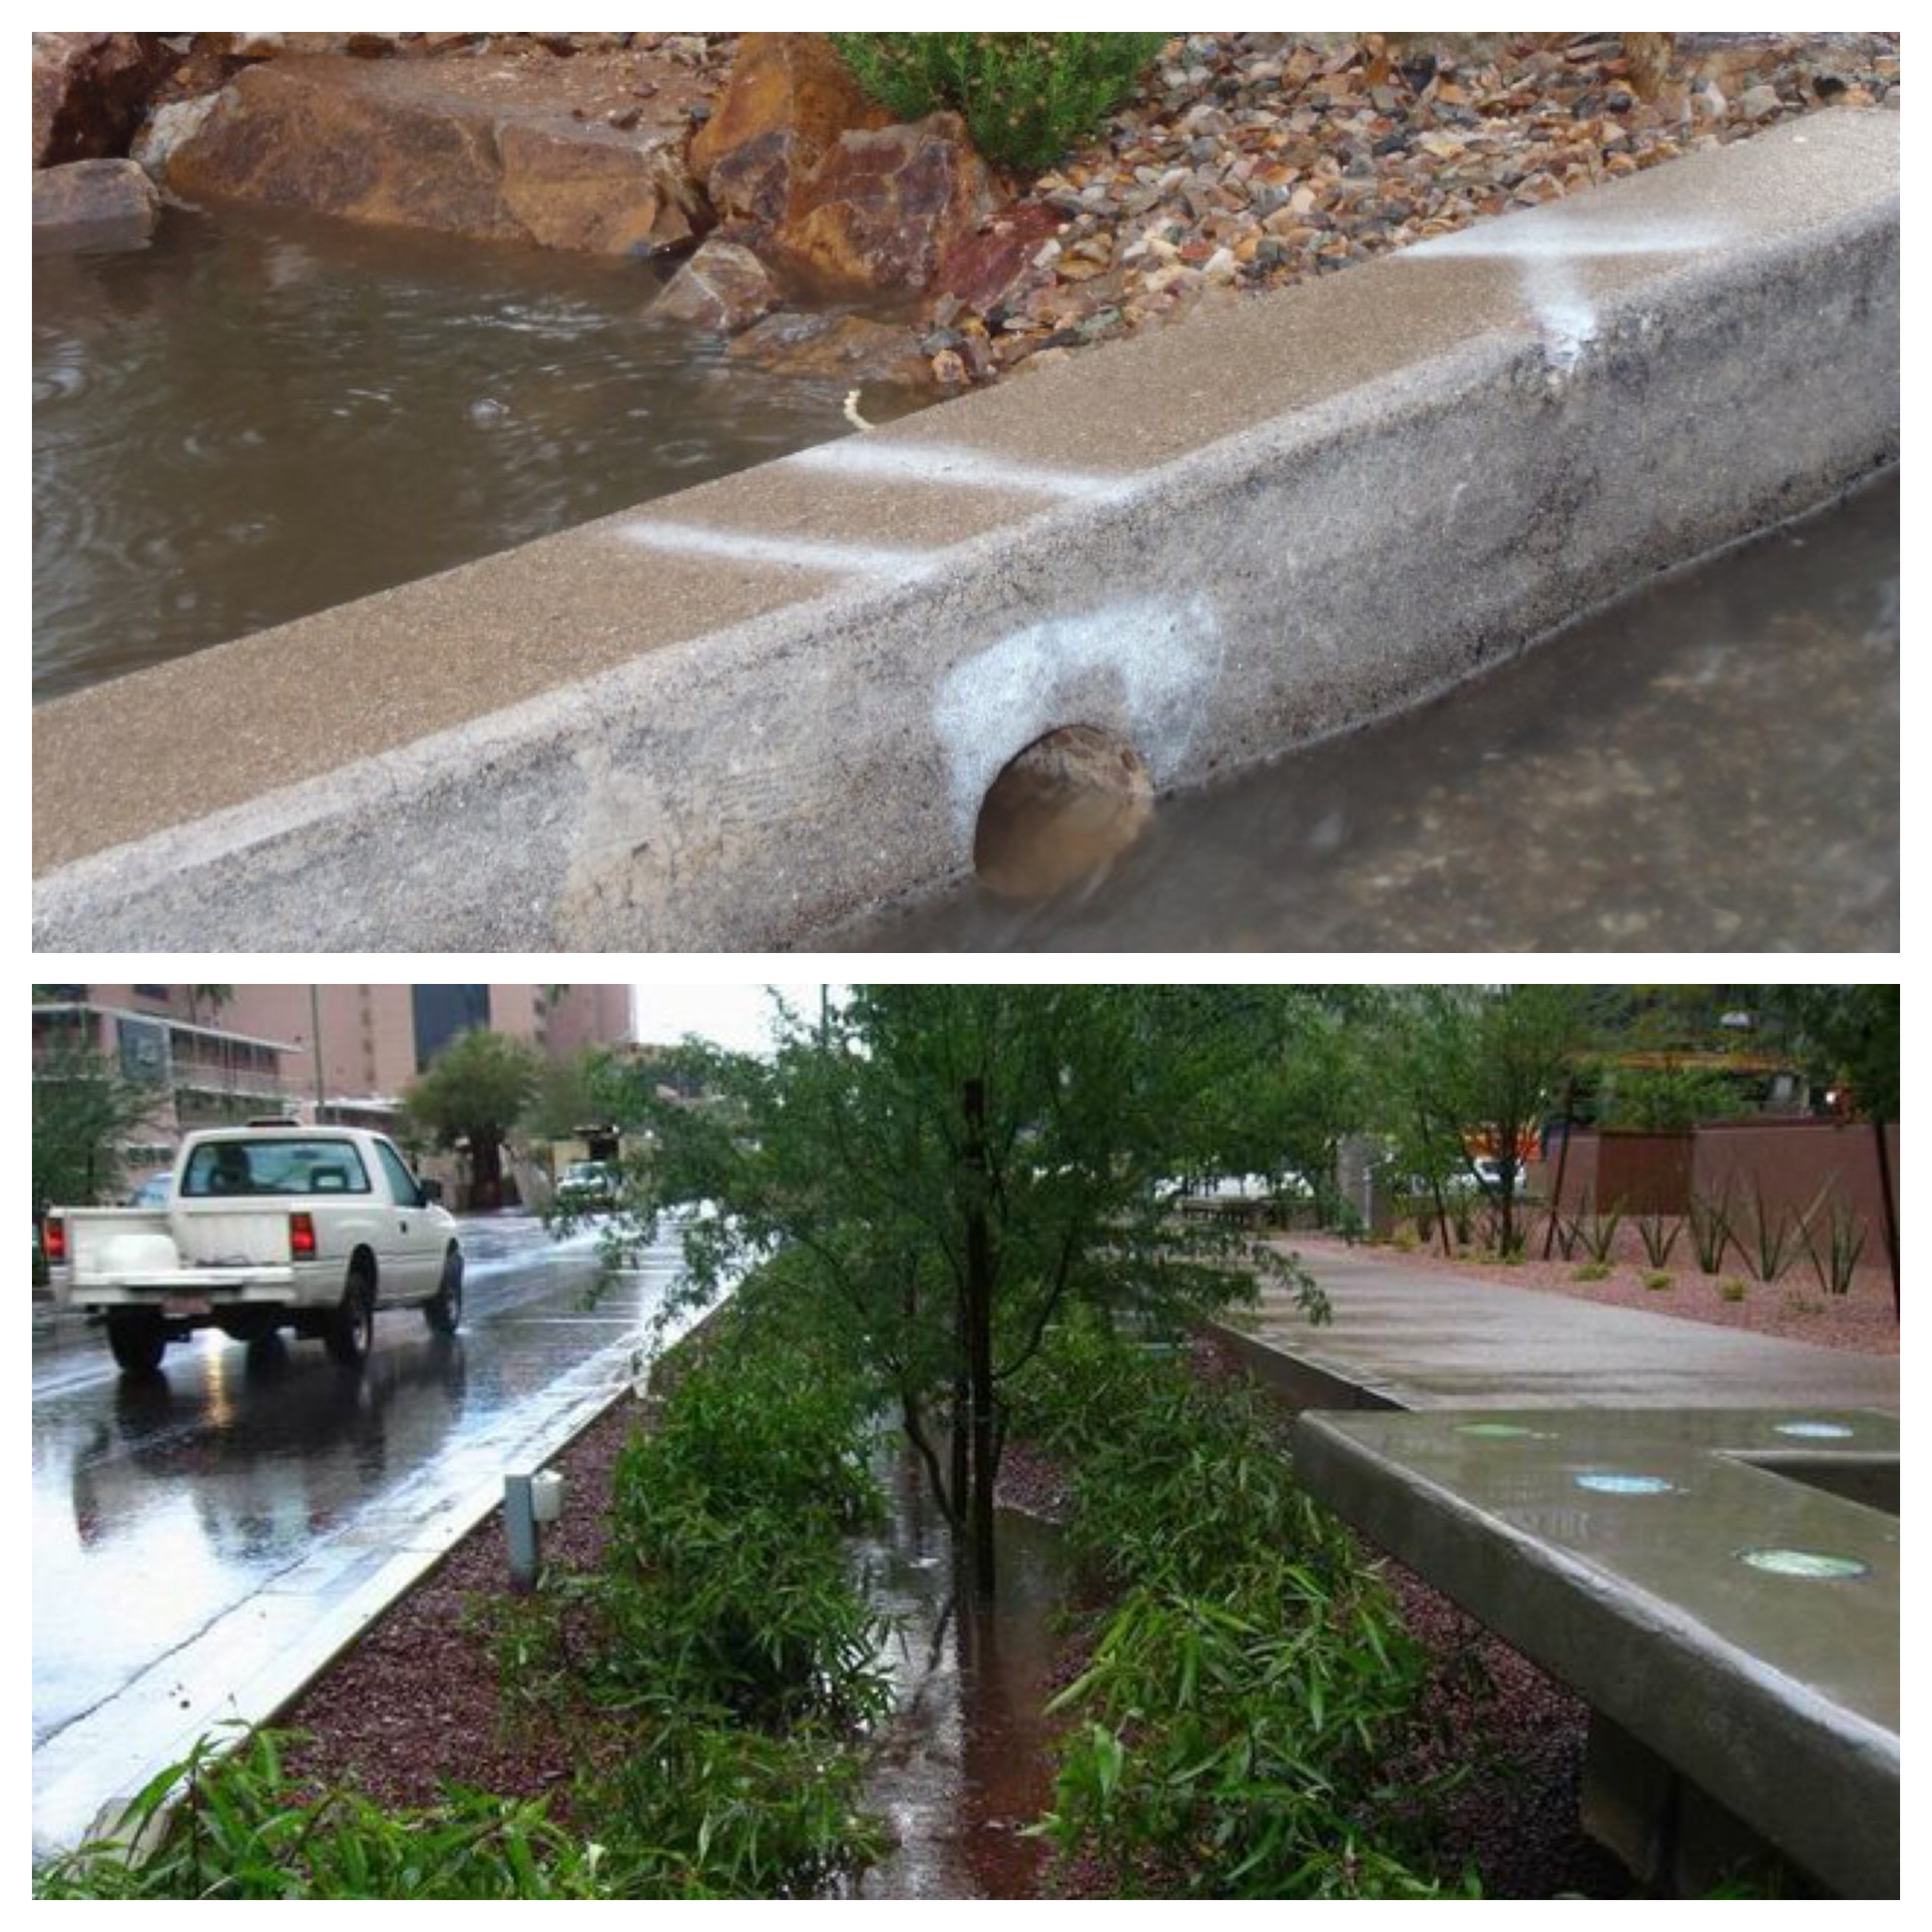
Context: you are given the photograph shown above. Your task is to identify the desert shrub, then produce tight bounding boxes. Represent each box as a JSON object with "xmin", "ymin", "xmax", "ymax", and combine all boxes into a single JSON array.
[
  {"xmin": 1801, "ymin": 1196, "xmax": 1867, "ymax": 1296},
  {"xmin": 831, "ymin": 32, "xmax": 1167, "ymax": 172},
  {"xmin": 1687, "ymin": 1184, "xmax": 1738, "ymax": 1274},
  {"xmin": 1719, "ymin": 1277, "xmax": 1747, "ymax": 1303},
  {"xmin": 1633, "ymin": 1208, "xmax": 1683, "ymax": 1269},
  {"xmin": 1642, "ymin": 1270, "xmax": 1673, "ymax": 1291},
  {"xmin": 1573, "ymin": 1262, "xmax": 1613, "ymax": 1283}
]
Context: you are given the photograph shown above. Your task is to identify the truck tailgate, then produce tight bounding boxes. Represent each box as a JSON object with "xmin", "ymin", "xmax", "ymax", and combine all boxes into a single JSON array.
[{"xmin": 169, "ymin": 1208, "xmax": 292, "ymax": 1267}]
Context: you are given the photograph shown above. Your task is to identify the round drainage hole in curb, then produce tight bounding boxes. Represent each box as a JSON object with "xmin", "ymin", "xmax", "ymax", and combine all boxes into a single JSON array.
[
  {"xmin": 974, "ymin": 724, "xmax": 1154, "ymax": 900},
  {"xmin": 1773, "ymin": 1420, "xmax": 1857, "ymax": 1440},
  {"xmin": 1574, "ymin": 1472, "xmax": 1678, "ymax": 1496}
]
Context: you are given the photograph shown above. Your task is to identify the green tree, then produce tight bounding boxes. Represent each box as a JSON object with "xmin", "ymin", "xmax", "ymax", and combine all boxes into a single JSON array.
[
  {"xmin": 612, "ymin": 985, "xmax": 1327, "ymax": 1595},
  {"xmin": 1389, "ymin": 986, "xmax": 1593, "ymax": 1256},
  {"xmin": 33, "ymin": 1038, "xmax": 155, "ymax": 1216},
  {"xmin": 404, "ymin": 1029, "xmax": 544, "ymax": 1209}
]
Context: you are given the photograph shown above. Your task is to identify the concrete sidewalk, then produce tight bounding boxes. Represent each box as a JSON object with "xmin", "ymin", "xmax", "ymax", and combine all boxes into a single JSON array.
[{"xmin": 1213, "ymin": 1247, "xmax": 1899, "ymax": 1413}]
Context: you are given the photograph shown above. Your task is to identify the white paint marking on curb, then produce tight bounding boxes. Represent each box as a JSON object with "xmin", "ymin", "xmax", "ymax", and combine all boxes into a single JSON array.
[
  {"xmin": 785, "ymin": 435, "xmax": 1137, "ymax": 503},
  {"xmin": 1407, "ymin": 215, "xmax": 1726, "ymax": 367},
  {"xmin": 934, "ymin": 592, "xmax": 1225, "ymax": 839},
  {"xmin": 617, "ymin": 520, "xmax": 937, "ymax": 578}
]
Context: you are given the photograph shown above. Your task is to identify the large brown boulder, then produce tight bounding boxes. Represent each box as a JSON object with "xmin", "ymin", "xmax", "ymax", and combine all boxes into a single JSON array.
[
  {"xmin": 159, "ymin": 54, "xmax": 707, "ymax": 256},
  {"xmin": 32, "ymin": 32, "xmax": 180, "ymax": 168},
  {"xmin": 33, "ymin": 158, "xmax": 161, "ymax": 253},
  {"xmin": 648, "ymin": 240, "xmax": 781, "ymax": 333},
  {"xmin": 690, "ymin": 33, "xmax": 888, "ymax": 229},
  {"xmin": 770, "ymin": 113, "xmax": 1000, "ymax": 297}
]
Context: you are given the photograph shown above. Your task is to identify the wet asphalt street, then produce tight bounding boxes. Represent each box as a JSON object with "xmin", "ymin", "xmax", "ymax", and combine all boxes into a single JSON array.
[{"xmin": 32, "ymin": 1212, "xmax": 693, "ymax": 1855}]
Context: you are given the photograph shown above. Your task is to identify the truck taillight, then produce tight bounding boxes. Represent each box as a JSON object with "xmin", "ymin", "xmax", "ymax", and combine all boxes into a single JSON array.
[
  {"xmin": 289, "ymin": 1211, "xmax": 316, "ymax": 1258},
  {"xmin": 44, "ymin": 1217, "xmax": 66, "ymax": 1263}
]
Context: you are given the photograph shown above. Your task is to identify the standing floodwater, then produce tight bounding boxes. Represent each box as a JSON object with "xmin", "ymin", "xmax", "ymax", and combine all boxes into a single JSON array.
[
  {"xmin": 850, "ymin": 1448, "xmax": 1067, "ymax": 1899},
  {"xmin": 839, "ymin": 476, "xmax": 1898, "ymax": 953},
  {"xmin": 32, "ymin": 204, "xmax": 891, "ymax": 700}
]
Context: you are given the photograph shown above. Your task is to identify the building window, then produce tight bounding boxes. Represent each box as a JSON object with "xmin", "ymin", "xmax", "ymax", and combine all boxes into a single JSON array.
[{"xmin": 412, "ymin": 986, "xmax": 490, "ymax": 1073}]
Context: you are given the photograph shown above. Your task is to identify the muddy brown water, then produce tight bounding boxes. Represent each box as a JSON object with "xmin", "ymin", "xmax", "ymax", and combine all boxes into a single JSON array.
[
  {"xmin": 850, "ymin": 1446, "xmax": 1068, "ymax": 1899},
  {"xmin": 32, "ymin": 202, "xmax": 912, "ymax": 701},
  {"xmin": 840, "ymin": 475, "xmax": 1899, "ymax": 953}
]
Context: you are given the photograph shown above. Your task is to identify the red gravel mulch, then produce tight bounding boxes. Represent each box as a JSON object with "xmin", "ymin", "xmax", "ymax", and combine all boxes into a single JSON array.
[
  {"xmin": 1293, "ymin": 1231, "xmax": 1899, "ymax": 1355},
  {"xmin": 277, "ymin": 1394, "xmax": 647, "ymax": 1812}
]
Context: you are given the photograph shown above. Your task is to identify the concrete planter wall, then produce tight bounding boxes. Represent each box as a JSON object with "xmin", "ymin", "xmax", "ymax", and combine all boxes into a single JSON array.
[{"xmin": 33, "ymin": 110, "xmax": 1899, "ymax": 951}]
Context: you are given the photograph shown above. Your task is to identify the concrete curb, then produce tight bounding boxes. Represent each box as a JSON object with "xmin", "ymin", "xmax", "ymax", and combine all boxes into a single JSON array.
[{"xmin": 33, "ymin": 111, "xmax": 1899, "ymax": 949}]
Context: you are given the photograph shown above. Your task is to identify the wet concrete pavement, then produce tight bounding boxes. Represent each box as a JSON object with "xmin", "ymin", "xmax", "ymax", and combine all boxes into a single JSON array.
[
  {"xmin": 1215, "ymin": 1246, "xmax": 1900, "ymax": 1413},
  {"xmin": 31, "ymin": 1212, "xmax": 693, "ymax": 1856}
]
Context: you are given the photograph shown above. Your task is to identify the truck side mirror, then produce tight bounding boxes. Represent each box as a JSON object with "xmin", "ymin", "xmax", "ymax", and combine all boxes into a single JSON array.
[{"xmin": 417, "ymin": 1177, "xmax": 444, "ymax": 1205}]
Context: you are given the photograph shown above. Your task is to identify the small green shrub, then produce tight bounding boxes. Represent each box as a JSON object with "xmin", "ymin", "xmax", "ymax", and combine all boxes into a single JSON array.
[
  {"xmin": 1642, "ymin": 1270, "xmax": 1673, "ymax": 1292},
  {"xmin": 1719, "ymin": 1277, "xmax": 1747, "ymax": 1303},
  {"xmin": 1573, "ymin": 1262, "xmax": 1613, "ymax": 1282},
  {"xmin": 1015, "ymin": 1315, "xmax": 1468, "ymax": 1898},
  {"xmin": 831, "ymin": 32, "xmax": 1167, "ymax": 173},
  {"xmin": 33, "ymin": 1731, "xmax": 611, "ymax": 1900}
]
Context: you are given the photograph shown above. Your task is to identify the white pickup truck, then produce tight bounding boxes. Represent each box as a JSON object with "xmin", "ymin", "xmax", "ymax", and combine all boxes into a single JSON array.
[{"xmin": 44, "ymin": 1124, "xmax": 464, "ymax": 1377}]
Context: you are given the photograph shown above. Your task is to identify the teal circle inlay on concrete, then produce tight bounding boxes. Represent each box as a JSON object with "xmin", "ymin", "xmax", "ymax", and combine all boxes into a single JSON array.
[
  {"xmin": 1773, "ymin": 1420, "xmax": 1856, "ymax": 1440},
  {"xmin": 1457, "ymin": 1422, "xmax": 1540, "ymax": 1439},
  {"xmin": 1739, "ymin": 1548, "xmax": 1869, "ymax": 1580},
  {"xmin": 1574, "ymin": 1472, "xmax": 1677, "ymax": 1495}
]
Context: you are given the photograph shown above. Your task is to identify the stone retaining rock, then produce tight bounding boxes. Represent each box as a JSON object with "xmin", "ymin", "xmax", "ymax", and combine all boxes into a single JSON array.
[
  {"xmin": 32, "ymin": 32, "xmax": 180, "ymax": 168},
  {"xmin": 32, "ymin": 158, "xmax": 162, "ymax": 253},
  {"xmin": 771, "ymin": 111, "xmax": 1000, "ymax": 296},
  {"xmin": 647, "ymin": 239, "xmax": 781, "ymax": 333},
  {"xmin": 689, "ymin": 32, "xmax": 887, "ymax": 229},
  {"xmin": 158, "ymin": 53, "xmax": 707, "ymax": 256},
  {"xmin": 724, "ymin": 308, "xmax": 931, "ymax": 387}
]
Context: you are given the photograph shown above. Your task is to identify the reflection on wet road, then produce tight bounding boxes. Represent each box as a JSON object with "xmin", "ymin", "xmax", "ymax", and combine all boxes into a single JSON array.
[{"xmin": 32, "ymin": 1213, "xmax": 693, "ymax": 1852}]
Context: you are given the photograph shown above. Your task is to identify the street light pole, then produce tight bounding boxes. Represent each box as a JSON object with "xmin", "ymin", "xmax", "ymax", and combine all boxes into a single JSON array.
[{"xmin": 309, "ymin": 985, "xmax": 325, "ymax": 1120}]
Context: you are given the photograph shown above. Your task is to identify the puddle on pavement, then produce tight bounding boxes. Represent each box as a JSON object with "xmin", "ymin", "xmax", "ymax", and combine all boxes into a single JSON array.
[
  {"xmin": 32, "ymin": 202, "xmax": 920, "ymax": 701},
  {"xmin": 849, "ymin": 1444, "xmax": 1068, "ymax": 1899},
  {"xmin": 838, "ymin": 474, "xmax": 1898, "ymax": 952}
]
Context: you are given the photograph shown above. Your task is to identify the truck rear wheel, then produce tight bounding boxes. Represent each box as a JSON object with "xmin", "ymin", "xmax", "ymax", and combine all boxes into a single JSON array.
[
  {"xmin": 424, "ymin": 1249, "xmax": 463, "ymax": 1335},
  {"xmin": 107, "ymin": 1310, "xmax": 167, "ymax": 1377},
  {"xmin": 324, "ymin": 1269, "xmax": 376, "ymax": 1368}
]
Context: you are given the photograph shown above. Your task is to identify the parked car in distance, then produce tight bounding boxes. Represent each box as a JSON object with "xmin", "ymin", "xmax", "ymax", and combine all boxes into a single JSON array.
[
  {"xmin": 44, "ymin": 1125, "xmax": 463, "ymax": 1378},
  {"xmin": 126, "ymin": 1170, "xmax": 173, "ymax": 1208},
  {"xmin": 556, "ymin": 1159, "xmax": 621, "ymax": 1211}
]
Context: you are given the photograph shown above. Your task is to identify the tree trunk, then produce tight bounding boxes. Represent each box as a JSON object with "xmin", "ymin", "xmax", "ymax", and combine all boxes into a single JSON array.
[
  {"xmin": 1872, "ymin": 1116, "xmax": 1899, "ymax": 1314},
  {"xmin": 962, "ymin": 1076, "xmax": 998, "ymax": 1598},
  {"xmin": 1543, "ymin": 1080, "xmax": 1577, "ymax": 1259},
  {"xmin": 471, "ymin": 1133, "xmax": 503, "ymax": 1210}
]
